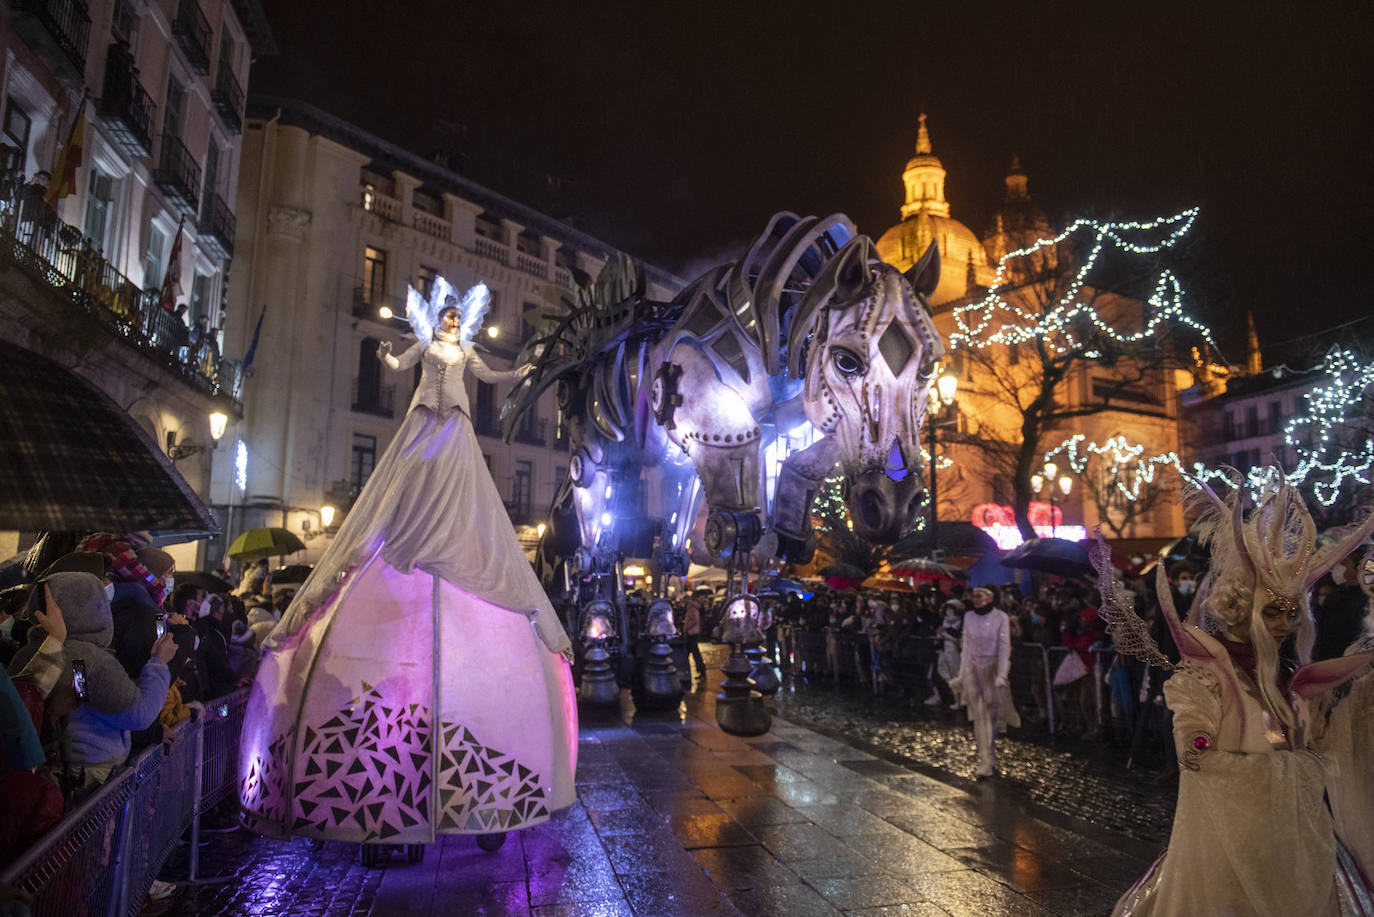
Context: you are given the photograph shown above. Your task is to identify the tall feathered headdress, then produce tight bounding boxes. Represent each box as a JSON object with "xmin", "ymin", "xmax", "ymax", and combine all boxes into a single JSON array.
[
  {"xmin": 404, "ymin": 276, "xmax": 491, "ymax": 346},
  {"xmin": 1093, "ymin": 466, "xmax": 1374, "ymax": 747}
]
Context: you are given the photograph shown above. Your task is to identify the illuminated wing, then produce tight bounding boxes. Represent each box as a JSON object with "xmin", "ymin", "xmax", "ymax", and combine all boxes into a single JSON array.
[
  {"xmin": 405, "ymin": 283, "xmax": 433, "ymax": 345},
  {"xmin": 459, "ymin": 282, "xmax": 491, "ymax": 343}
]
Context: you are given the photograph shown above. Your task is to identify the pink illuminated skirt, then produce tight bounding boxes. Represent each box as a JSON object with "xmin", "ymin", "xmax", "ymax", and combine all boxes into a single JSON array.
[{"xmin": 239, "ymin": 406, "xmax": 577, "ymax": 843}]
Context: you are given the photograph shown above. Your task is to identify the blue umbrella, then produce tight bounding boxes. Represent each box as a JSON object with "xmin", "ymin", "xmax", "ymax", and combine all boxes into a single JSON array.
[{"xmin": 1000, "ymin": 537, "xmax": 1094, "ymax": 579}]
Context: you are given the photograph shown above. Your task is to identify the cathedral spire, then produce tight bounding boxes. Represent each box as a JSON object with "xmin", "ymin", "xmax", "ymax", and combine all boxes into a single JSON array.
[
  {"xmin": 900, "ymin": 114, "xmax": 949, "ymax": 220},
  {"xmin": 915, "ymin": 113, "xmax": 932, "ymax": 155},
  {"xmin": 1245, "ymin": 311, "xmax": 1263, "ymax": 375}
]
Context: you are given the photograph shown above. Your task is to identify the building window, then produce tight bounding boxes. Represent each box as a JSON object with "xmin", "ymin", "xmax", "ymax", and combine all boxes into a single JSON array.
[
  {"xmin": 163, "ymin": 75, "xmax": 184, "ymax": 140},
  {"xmin": 362, "ymin": 246, "xmax": 387, "ymax": 305},
  {"xmin": 512, "ymin": 460, "xmax": 533, "ymax": 518},
  {"xmin": 1244, "ymin": 405, "xmax": 1259, "ymax": 439},
  {"xmin": 361, "ymin": 182, "xmax": 375, "ymax": 211},
  {"xmin": 554, "ymin": 465, "xmax": 567, "ymax": 487},
  {"xmin": 84, "ymin": 166, "xmax": 115, "ymax": 250},
  {"xmin": 112, "ymin": 0, "xmax": 138, "ymax": 41},
  {"xmin": 356, "ymin": 337, "xmax": 383, "ymax": 411},
  {"xmin": 1268, "ymin": 400, "xmax": 1282, "ymax": 435},
  {"xmin": 417, "ymin": 264, "xmax": 437, "ymax": 299},
  {"xmin": 1223, "ymin": 411, "xmax": 1235, "ymax": 440},
  {"xmin": 474, "ymin": 380, "xmax": 495, "ymax": 434},
  {"xmin": 350, "ymin": 433, "xmax": 376, "ymax": 491},
  {"xmin": 190, "ymin": 272, "xmax": 212, "ymax": 325},
  {"xmin": 522, "ymin": 301, "xmax": 539, "ymax": 344},
  {"xmin": 555, "ymin": 407, "xmax": 568, "ymax": 447},
  {"xmin": 413, "ymin": 190, "xmax": 441, "ymax": 215},
  {"xmin": 3, "ymin": 99, "xmax": 31, "ymax": 164},
  {"xmin": 143, "ymin": 223, "xmax": 166, "ymax": 290},
  {"xmin": 202, "ymin": 141, "xmax": 221, "ymax": 207}
]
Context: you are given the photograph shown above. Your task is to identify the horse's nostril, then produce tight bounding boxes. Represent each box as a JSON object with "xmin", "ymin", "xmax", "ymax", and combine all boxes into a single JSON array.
[{"xmin": 860, "ymin": 489, "xmax": 884, "ymax": 528}]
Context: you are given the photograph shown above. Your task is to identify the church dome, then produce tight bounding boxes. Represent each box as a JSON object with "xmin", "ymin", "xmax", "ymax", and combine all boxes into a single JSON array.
[{"xmin": 875, "ymin": 115, "xmax": 991, "ymax": 305}]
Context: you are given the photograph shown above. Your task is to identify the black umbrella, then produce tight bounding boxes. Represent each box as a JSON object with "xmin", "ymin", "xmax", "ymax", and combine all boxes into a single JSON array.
[
  {"xmin": 174, "ymin": 570, "xmax": 232, "ymax": 594},
  {"xmin": 818, "ymin": 562, "xmax": 868, "ymax": 579},
  {"xmin": 271, "ymin": 563, "xmax": 313, "ymax": 585},
  {"xmin": 1001, "ymin": 537, "xmax": 1095, "ymax": 579},
  {"xmin": 0, "ymin": 342, "xmax": 217, "ymax": 534}
]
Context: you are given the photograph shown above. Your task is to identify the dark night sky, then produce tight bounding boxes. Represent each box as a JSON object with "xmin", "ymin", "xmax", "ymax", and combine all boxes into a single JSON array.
[{"xmin": 252, "ymin": 1, "xmax": 1374, "ymax": 358}]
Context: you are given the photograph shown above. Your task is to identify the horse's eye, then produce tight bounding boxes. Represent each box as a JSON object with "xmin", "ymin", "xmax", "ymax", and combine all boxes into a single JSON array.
[{"xmin": 831, "ymin": 347, "xmax": 865, "ymax": 376}]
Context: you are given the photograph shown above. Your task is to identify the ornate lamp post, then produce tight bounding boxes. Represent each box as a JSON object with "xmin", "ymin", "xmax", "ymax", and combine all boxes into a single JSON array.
[
  {"xmin": 633, "ymin": 598, "xmax": 684, "ymax": 709},
  {"xmin": 579, "ymin": 600, "xmax": 621, "ymax": 705},
  {"xmin": 715, "ymin": 594, "xmax": 771, "ymax": 736},
  {"xmin": 926, "ymin": 369, "xmax": 960, "ymax": 557},
  {"xmin": 1031, "ymin": 462, "xmax": 1073, "ymax": 536}
]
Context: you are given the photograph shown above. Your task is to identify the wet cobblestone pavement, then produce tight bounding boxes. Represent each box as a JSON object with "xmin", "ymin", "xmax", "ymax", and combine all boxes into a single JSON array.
[
  {"xmin": 769, "ymin": 675, "xmax": 1176, "ymax": 845},
  {"xmin": 151, "ymin": 646, "xmax": 1164, "ymax": 916}
]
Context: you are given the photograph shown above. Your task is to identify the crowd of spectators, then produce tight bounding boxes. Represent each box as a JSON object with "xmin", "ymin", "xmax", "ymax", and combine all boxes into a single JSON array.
[
  {"xmin": 0, "ymin": 534, "xmax": 300, "ymax": 868},
  {"xmin": 751, "ymin": 547, "xmax": 1370, "ymax": 777}
]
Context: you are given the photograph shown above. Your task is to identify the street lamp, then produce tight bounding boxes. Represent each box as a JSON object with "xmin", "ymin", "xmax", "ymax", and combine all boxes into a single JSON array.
[
  {"xmin": 1030, "ymin": 465, "xmax": 1074, "ymax": 536},
  {"xmin": 926, "ymin": 368, "xmax": 959, "ymax": 557}
]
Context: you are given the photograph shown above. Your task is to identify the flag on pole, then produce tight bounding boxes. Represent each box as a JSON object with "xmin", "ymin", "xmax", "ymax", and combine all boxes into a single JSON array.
[
  {"xmin": 44, "ymin": 93, "xmax": 87, "ymax": 207},
  {"xmin": 160, "ymin": 216, "xmax": 184, "ymax": 311},
  {"xmin": 242, "ymin": 305, "xmax": 266, "ymax": 371}
]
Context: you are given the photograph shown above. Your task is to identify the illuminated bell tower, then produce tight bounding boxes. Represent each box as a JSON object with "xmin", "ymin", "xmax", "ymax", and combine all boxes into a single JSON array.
[{"xmin": 899, "ymin": 114, "xmax": 951, "ymax": 220}]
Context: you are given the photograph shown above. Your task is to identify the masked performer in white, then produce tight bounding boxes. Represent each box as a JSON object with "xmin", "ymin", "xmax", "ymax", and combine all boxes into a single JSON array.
[
  {"xmin": 1313, "ymin": 550, "xmax": 1374, "ymax": 887},
  {"xmin": 951, "ymin": 586, "xmax": 1019, "ymax": 778},
  {"xmin": 1103, "ymin": 474, "xmax": 1374, "ymax": 916},
  {"xmin": 240, "ymin": 278, "xmax": 577, "ymax": 851}
]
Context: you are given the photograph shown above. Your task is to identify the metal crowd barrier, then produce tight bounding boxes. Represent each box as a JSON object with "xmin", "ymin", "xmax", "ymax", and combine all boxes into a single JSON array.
[
  {"xmin": 773, "ymin": 626, "xmax": 1118, "ymax": 738},
  {"xmin": 0, "ymin": 688, "xmax": 250, "ymax": 917}
]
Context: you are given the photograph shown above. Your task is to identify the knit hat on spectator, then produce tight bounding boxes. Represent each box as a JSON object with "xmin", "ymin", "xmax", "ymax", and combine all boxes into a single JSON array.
[
  {"xmin": 136, "ymin": 548, "xmax": 174, "ymax": 579},
  {"xmin": 79, "ymin": 533, "xmax": 167, "ymax": 605}
]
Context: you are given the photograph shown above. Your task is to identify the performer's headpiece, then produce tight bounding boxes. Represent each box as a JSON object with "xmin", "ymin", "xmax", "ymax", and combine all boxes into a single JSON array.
[{"xmin": 404, "ymin": 276, "xmax": 491, "ymax": 345}]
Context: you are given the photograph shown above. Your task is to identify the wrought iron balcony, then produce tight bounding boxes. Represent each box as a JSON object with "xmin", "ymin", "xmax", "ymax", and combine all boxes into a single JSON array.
[
  {"xmin": 351, "ymin": 379, "xmax": 395, "ymax": 417},
  {"xmin": 197, "ymin": 191, "xmax": 234, "ymax": 260},
  {"xmin": 212, "ymin": 58, "xmax": 244, "ymax": 133},
  {"xmin": 97, "ymin": 52, "xmax": 155, "ymax": 158},
  {"xmin": 171, "ymin": 0, "xmax": 211, "ymax": 73},
  {"xmin": 15, "ymin": 0, "xmax": 90, "ymax": 78},
  {"xmin": 0, "ymin": 167, "xmax": 243, "ymax": 405},
  {"xmin": 153, "ymin": 136, "xmax": 201, "ymax": 217}
]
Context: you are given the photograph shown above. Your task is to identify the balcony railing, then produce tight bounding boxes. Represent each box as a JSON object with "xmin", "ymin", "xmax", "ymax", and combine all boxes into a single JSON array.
[
  {"xmin": 211, "ymin": 58, "xmax": 244, "ymax": 133},
  {"xmin": 171, "ymin": 0, "xmax": 211, "ymax": 73},
  {"xmin": 153, "ymin": 135, "xmax": 200, "ymax": 216},
  {"xmin": 16, "ymin": 0, "xmax": 90, "ymax": 76},
  {"xmin": 474, "ymin": 234, "xmax": 507, "ymax": 264},
  {"xmin": 515, "ymin": 251, "xmax": 546, "ymax": 278},
  {"xmin": 97, "ymin": 52, "xmax": 155, "ymax": 158},
  {"xmin": 197, "ymin": 191, "xmax": 234, "ymax": 260},
  {"xmin": 351, "ymin": 379, "xmax": 395, "ymax": 417},
  {"xmin": 413, "ymin": 209, "xmax": 448, "ymax": 240},
  {"xmin": 0, "ymin": 168, "xmax": 243, "ymax": 405}
]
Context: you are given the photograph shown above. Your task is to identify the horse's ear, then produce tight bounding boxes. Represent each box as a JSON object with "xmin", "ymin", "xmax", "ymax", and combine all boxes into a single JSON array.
[
  {"xmin": 834, "ymin": 238, "xmax": 871, "ymax": 302},
  {"xmin": 905, "ymin": 241, "xmax": 940, "ymax": 298}
]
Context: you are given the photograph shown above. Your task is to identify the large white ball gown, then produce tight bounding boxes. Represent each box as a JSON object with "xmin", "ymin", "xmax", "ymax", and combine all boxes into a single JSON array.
[{"xmin": 239, "ymin": 281, "xmax": 577, "ymax": 843}]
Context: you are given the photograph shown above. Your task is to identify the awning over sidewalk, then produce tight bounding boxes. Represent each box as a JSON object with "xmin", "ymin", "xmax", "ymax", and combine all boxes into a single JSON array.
[{"xmin": 0, "ymin": 341, "xmax": 217, "ymax": 534}]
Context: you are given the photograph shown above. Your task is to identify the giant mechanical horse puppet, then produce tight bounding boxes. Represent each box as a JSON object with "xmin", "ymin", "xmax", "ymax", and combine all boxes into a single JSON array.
[{"xmin": 501, "ymin": 212, "xmax": 945, "ymax": 637}]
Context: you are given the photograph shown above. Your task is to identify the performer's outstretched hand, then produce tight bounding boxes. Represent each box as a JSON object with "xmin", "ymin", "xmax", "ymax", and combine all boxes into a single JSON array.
[{"xmin": 376, "ymin": 340, "xmax": 393, "ymax": 360}]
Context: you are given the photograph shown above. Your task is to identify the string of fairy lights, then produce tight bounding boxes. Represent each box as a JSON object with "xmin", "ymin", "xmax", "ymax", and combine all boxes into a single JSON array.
[
  {"xmin": 949, "ymin": 208, "xmax": 1216, "ymax": 355},
  {"xmin": 1038, "ymin": 346, "xmax": 1374, "ymax": 508},
  {"xmin": 934, "ymin": 207, "xmax": 1374, "ymax": 511}
]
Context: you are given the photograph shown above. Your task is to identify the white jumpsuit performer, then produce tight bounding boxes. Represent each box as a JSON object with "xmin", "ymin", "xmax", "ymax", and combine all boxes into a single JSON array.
[{"xmin": 954, "ymin": 587, "xmax": 1020, "ymax": 778}]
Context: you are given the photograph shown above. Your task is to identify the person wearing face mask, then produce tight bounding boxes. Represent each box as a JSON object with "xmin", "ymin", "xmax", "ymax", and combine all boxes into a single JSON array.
[
  {"xmin": 950, "ymin": 586, "xmax": 1019, "ymax": 778},
  {"xmin": 1313, "ymin": 548, "xmax": 1367, "ymax": 662}
]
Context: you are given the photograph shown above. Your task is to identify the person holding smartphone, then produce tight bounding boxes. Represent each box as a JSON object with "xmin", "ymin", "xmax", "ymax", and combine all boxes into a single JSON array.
[{"xmin": 7, "ymin": 572, "xmax": 174, "ymax": 787}]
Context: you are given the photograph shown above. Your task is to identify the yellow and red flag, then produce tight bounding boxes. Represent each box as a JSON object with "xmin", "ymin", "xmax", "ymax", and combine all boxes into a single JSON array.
[
  {"xmin": 160, "ymin": 215, "xmax": 184, "ymax": 311},
  {"xmin": 44, "ymin": 94, "xmax": 87, "ymax": 207}
]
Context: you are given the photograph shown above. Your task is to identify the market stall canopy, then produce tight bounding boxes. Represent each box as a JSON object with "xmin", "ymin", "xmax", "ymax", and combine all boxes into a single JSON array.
[
  {"xmin": 1000, "ymin": 537, "xmax": 1094, "ymax": 579},
  {"xmin": 227, "ymin": 527, "xmax": 306, "ymax": 559},
  {"xmin": 0, "ymin": 341, "xmax": 216, "ymax": 535}
]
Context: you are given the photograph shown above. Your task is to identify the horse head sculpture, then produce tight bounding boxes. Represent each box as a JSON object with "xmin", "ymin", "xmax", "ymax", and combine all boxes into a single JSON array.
[{"xmin": 787, "ymin": 236, "xmax": 944, "ymax": 542}]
